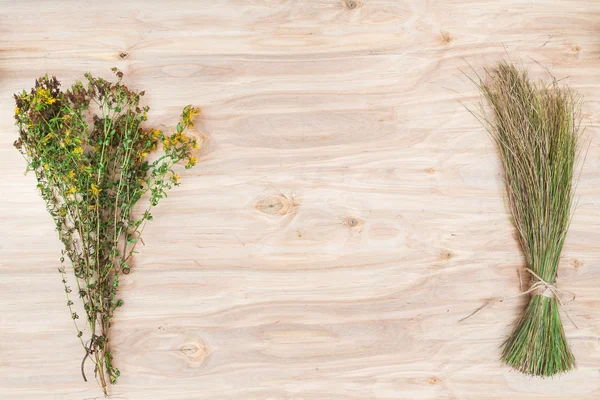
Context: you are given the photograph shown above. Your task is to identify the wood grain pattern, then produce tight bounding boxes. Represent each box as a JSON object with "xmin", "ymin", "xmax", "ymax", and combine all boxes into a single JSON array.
[{"xmin": 1, "ymin": 1, "xmax": 600, "ymax": 398}]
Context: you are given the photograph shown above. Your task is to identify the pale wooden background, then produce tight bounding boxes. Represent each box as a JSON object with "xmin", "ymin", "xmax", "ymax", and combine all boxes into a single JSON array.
[{"xmin": 1, "ymin": 1, "xmax": 600, "ymax": 399}]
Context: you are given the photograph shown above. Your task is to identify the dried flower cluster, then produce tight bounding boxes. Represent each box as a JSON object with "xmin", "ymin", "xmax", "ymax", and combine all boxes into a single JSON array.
[{"xmin": 14, "ymin": 69, "xmax": 201, "ymax": 395}]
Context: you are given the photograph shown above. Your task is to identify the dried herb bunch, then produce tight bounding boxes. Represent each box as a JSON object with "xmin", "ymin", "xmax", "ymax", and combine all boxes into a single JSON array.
[
  {"xmin": 474, "ymin": 62, "xmax": 582, "ymax": 376},
  {"xmin": 13, "ymin": 69, "xmax": 201, "ymax": 394}
]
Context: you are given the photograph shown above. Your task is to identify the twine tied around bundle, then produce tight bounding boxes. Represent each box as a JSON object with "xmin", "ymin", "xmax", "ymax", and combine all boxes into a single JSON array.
[{"xmin": 459, "ymin": 268, "xmax": 577, "ymax": 328}]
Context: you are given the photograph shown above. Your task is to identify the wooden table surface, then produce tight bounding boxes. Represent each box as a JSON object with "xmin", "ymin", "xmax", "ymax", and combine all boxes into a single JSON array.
[{"xmin": 2, "ymin": 1, "xmax": 600, "ymax": 399}]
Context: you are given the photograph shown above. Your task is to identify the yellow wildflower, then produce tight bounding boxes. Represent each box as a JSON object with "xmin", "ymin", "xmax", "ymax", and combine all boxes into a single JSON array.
[
  {"xmin": 183, "ymin": 106, "xmax": 200, "ymax": 127},
  {"xmin": 186, "ymin": 156, "xmax": 198, "ymax": 168},
  {"xmin": 64, "ymin": 138, "xmax": 71, "ymax": 145},
  {"xmin": 68, "ymin": 186, "xmax": 77, "ymax": 194},
  {"xmin": 91, "ymin": 184, "xmax": 101, "ymax": 196},
  {"xmin": 68, "ymin": 170, "xmax": 76, "ymax": 179},
  {"xmin": 88, "ymin": 205, "xmax": 96, "ymax": 211},
  {"xmin": 73, "ymin": 146, "xmax": 84, "ymax": 156},
  {"xmin": 43, "ymin": 163, "xmax": 49, "ymax": 170},
  {"xmin": 171, "ymin": 173, "xmax": 180, "ymax": 184},
  {"xmin": 14, "ymin": 107, "xmax": 20, "ymax": 114},
  {"xmin": 46, "ymin": 97, "xmax": 56, "ymax": 105}
]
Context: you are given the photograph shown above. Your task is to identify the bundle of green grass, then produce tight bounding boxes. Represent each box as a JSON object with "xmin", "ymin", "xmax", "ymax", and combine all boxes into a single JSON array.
[{"xmin": 475, "ymin": 62, "xmax": 582, "ymax": 376}]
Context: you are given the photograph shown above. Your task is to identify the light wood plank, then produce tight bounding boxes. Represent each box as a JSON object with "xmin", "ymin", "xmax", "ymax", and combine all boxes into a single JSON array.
[{"xmin": 1, "ymin": 0, "xmax": 600, "ymax": 399}]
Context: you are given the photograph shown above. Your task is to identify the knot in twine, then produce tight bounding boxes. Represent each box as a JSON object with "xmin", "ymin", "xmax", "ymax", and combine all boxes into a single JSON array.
[
  {"xmin": 459, "ymin": 268, "xmax": 577, "ymax": 328},
  {"xmin": 524, "ymin": 268, "xmax": 571, "ymax": 303}
]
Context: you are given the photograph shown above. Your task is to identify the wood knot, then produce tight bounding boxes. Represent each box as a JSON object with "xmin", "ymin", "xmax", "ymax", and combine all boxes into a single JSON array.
[
  {"xmin": 344, "ymin": 216, "xmax": 364, "ymax": 231},
  {"xmin": 344, "ymin": 0, "xmax": 359, "ymax": 9},
  {"xmin": 118, "ymin": 51, "xmax": 129, "ymax": 59},
  {"xmin": 185, "ymin": 128, "xmax": 208, "ymax": 150},
  {"xmin": 428, "ymin": 376, "xmax": 441, "ymax": 384},
  {"xmin": 440, "ymin": 31, "xmax": 454, "ymax": 45},
  {"xmin": 425, "ymin": 167, "xmax": 436, "ymax": 174},
  {"xmin": 572, "ymin": 259, "xmax": 584, "ymax": 269},
  {"xmin": 347, "ymin": 217, "xmax": 359, "ymax": 227},
  {"xmin": 572, "ymin": 44, "xmax": 581, "ymax": 53},
  {"xmin": 179, "ymin": 340, "xmax": 209, "ymax": 363},
  {"xmin": 256, "ymin": 194, "xmax": 296, "ymax": 215},
  {"xmin": 440, "ymin": 250, "xmax": 453, "ymax": 260}
]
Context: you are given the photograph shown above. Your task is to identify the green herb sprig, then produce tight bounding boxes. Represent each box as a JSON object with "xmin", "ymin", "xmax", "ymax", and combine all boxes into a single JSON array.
[{"xmin": 13, "ymin": 69, "xmax": 201, "ymax": 395}]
